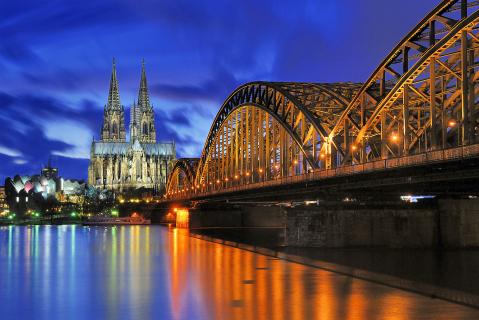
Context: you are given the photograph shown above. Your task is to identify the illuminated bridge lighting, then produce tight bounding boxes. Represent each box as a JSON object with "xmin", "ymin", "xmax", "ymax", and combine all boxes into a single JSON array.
[{"xmin": 165, "ymin": 0, "xmax": 479, "ymax": 200}]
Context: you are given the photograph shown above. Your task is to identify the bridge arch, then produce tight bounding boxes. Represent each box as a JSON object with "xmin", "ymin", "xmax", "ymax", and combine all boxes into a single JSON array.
[
  {"xmin": 193, "ymin": 82, "xmax": 360, "ymax": 189},
  {"xmin": 166, "ymin": 158, "xmax": 199, "ymax": 196},
  {"xmin": 330, "ymin": 0, "xmax": 479, "ymax": 165}
]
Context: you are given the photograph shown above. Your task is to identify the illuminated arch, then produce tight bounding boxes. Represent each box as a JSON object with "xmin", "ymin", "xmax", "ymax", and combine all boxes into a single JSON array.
[
  {"xmin": 194, "ymin": 82, "xmax": 360, "ymax": 188},
  {"xmin": 166, "ymin": 158, "xmax": 199, "ymax": 195},
  {"xmin": 329, "ymin": 0, "xmax": 479, "ymax": 165}
]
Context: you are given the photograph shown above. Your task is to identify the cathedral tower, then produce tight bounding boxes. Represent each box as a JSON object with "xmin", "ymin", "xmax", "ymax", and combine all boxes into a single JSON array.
[
  {"xmin": 101, "ymin": 58, "xmax": 126, "ymax": 142},
  {"xmin": 130, "ymin": 60, "xmax": 156, "ymax": 143}
]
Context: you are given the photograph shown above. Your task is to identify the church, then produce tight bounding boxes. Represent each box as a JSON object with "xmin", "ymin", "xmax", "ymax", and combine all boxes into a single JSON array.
[{"xmin": 88, "ymin": 60, "xmax": 176, "ymax": 193}]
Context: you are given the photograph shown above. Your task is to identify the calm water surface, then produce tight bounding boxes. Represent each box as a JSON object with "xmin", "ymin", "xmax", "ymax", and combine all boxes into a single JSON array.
[{"xmin": 0, "ymin": 225, "xmax": 477, "ymax": 320}]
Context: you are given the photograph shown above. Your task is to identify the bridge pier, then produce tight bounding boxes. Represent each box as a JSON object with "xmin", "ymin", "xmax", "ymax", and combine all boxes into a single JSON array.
[{"xmin": 185, "ymin": 198, "xmax": 479, "ymax": 248}]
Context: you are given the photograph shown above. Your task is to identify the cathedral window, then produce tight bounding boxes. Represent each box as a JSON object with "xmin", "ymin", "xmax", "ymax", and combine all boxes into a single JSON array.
[
  {"xmin": 143, "ymin": 122, "xmax": 148, "ymax": 135},
  {"xmin": 136, "ymin": 159, "xmax": 142, "ymax": 178},
  {"xmin": 112, "ymin": 122, "xmax": 118, "ymax": 136}
]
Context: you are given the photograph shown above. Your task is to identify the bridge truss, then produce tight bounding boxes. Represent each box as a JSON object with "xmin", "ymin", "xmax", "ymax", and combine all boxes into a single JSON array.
[{"xmin": 167, "ymin": 0, "xmax": 479, "ymax": 199}]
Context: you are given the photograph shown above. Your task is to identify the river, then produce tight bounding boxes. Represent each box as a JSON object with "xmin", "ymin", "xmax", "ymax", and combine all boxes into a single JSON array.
[{"xmin": 0, "ymin": 225, "xmax": 477, "ymax": 319}]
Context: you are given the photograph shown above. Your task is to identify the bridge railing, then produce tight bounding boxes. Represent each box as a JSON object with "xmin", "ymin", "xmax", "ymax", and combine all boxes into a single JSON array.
[{"xmin": 167, "ymin": 143, "xmax": 479, "ymax": 200}]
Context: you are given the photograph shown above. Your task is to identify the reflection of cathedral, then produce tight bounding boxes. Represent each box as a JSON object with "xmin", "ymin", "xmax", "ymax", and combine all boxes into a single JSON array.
[{"xmin": 88, "ymin": 60, "xmax": 176, "ymax": 192}]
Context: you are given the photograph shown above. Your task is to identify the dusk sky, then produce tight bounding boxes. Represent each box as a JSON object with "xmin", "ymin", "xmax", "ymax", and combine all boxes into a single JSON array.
[{"xmin": 0, "ymin": 0, "xmax": 439, "ymax": 182}]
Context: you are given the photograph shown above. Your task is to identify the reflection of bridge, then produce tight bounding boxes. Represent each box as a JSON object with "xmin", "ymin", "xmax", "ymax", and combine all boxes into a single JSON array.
[{"xmin": 166, "ymin": 1, "xmax": 479, "ymax": 201}]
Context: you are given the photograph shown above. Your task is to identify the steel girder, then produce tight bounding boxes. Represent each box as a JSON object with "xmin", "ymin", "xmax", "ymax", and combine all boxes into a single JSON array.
[{"xmin": 329, "ymin": 0, "xmax": 479, "ymax": 165}]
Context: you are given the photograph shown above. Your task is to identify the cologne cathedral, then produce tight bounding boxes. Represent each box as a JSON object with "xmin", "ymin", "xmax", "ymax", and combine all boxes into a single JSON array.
[{"xmin": 88, "ymin": 60, "xmax": 176, "ymax": 193}]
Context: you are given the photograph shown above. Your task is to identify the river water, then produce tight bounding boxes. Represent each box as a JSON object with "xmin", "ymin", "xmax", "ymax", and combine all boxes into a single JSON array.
[{"xmin": 0, "ymin": 225, "xmax": 477, "ymax": 320}]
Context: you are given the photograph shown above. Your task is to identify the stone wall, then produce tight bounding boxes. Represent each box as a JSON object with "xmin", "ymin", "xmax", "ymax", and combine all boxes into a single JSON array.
[
  {"xmin": 286, "ymin": 199, "xmax": 479, "ymax": 248},
  {"xmin": 439, "ymin": 199, "xmax": 479, "ymax": 247},
  {"xmin": 285, "ymin": 206, "xmax": 437, "ymax": 248}
]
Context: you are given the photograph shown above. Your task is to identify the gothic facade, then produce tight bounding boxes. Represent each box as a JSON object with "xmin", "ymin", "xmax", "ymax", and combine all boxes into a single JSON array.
[{"xmin": 88, "ymin": 60, "xmax": 176, "ymax": 193}]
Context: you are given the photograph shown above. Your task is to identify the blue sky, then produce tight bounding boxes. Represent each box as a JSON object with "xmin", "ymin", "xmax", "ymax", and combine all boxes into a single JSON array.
[{"xmin": 0, "ymin": 0, "xmax": 439, "ymax": 182}]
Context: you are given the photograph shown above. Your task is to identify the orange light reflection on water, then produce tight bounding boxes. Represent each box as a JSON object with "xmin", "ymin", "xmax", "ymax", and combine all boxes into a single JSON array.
[{"xmin": 164, "ymin": 227, "xmax": 479, "ymax": 320}]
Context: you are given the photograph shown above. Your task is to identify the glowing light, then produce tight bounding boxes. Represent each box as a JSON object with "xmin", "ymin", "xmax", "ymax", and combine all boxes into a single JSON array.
[
  {"xmin": 175, "ymin": 208, "xmax": 189, "ymax": 228},
  {"xmin": 234, "ymin": 175, "xmax": 239, "ymax": 179},
  {"xmin": 216, "ymin": 180, "xmax": 220, "ymax": 184},
  {"xmin": 320, "ymin": 153, "xmax": 325, "ymax": 159},
  {"xmin": 111, "ymin": 209, "xmax": 119, "ymax": 217},
  {"xmin": 351, "ymin": 144, "xmax": 357, "ymax": 151},
  {"xmin": 274, "ymin": 164, "xmax": 279, "ymax": 169},
  {"xmin": 448, "ymin": 119, "xmax": 457, "ymax": 127},
  {"xmin": 258, "ymin": 168, "xmax": 263, "ymax": 173},
  {"xmin": 293, "ymin": 160, "xmax": 298, "ymax": 165},
  {"xmin": 246, "ymin": 172, "xmax": 250, "ymax": 176},
  {"xmin": 390, "ymin": 133, "xmax": 399, "ymax": 143},
  {"xmin": 71, "ymin": 211, "xmax": 78, "ymax": 217}
]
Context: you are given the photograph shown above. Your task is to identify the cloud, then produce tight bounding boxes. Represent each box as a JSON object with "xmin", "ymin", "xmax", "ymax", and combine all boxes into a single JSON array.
[
  {"xmin": 151, "ymin": 67, "xmax": 239, "ymax": 104},
  {"xmin": 13, "ymin": 159, "xmax": 27, "ymax": 165},
  {"xmin": 0, "ymin": 145, "xmax": 23, "ymax": 157},
  {"xmin": 42, "ymin": 119, "xmax": 93, "ymax": 159}
]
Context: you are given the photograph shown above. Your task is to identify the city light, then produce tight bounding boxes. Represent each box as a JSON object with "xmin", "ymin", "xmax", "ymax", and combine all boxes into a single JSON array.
[
  {"xmin": 111, "ymin": 209, "xmax": 119, "ymax": 217},
  {"xmin": 293, "ymin": 160, "xmax": 298, "ymax": 165},
  {"xmin": 258, "ymin": 168, "xmax": 263, "ymax": 173},
  {"xmin": 448, "ymin": 119, "xmax": 457, "ymax": 127},
  {"xmin": 351, "ymin": 144, "xmax": 357, "ymax": 151},
  {"xmin": 320, "ymin": 153, "xmax": 325, "ymax": 159},
  {"xmin": 234, "ymin": 175, "xmax": 239, "ymax": 179}
]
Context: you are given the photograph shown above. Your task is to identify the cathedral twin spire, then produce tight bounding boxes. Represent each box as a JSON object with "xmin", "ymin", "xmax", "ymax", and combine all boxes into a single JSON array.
[
  {"xmin": 107, "ymin": 58, "xmax": 121, "ymax": 110},
  {"xmin": 100, "ymin": 58, "xmax": 156, "ymax": 143}
]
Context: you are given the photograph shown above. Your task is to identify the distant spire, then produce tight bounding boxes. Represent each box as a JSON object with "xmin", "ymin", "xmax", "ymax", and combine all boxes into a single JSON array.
[
  {"xmin": 137, "ymin": 59, "xmax": 151, "ymax": 110},
  {"xmin": 107, "ymin": 57, "xmax": 121, "ymax": 110}
]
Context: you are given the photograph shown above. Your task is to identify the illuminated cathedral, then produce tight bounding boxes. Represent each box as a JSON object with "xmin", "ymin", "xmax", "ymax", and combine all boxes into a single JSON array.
[{"xmin": 88, "ymin": 59, "xmax": 176, "ymax": 193}]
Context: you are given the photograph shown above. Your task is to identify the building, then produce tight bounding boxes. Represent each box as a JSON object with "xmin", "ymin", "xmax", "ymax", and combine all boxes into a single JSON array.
[
  {"xmin": 0, "ymin": 186, "xmax": 7, "ymax": 217},
  {"xmin": 88, "ymin": 60, "xmax": 176, "ymax": 193},
  {"xmin": 4, "ymin": 163, "xmax": 85, "ymax": 217}
]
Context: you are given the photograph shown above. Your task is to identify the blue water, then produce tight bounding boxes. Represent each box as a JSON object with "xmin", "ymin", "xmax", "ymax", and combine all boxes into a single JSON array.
[{"xmin": 0, "ymin": 225, "xmax": 477, "ymax": 320}]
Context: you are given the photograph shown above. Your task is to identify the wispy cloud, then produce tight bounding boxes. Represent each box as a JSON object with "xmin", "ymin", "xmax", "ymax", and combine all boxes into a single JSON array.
[{"xmin": 0, "ymin": 145, "xmax": 23, "ymax": 158}]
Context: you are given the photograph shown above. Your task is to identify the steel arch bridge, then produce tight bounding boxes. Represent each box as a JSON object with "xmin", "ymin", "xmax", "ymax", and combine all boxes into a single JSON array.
[{"xmin": 167, "ymin": 0, "xmax": 479, "ymax": 199}]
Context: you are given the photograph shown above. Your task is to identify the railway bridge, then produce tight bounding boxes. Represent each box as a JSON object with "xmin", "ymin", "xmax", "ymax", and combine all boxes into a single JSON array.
[{"xmin": 159, "ymin": 0, "xmax": 479, "ymax": 248}]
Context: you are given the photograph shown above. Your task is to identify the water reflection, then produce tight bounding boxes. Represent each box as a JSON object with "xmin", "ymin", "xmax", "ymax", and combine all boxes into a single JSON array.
[{"xmin": 0, "ymin": 225, "xmax": 476, "ymax": 320}]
